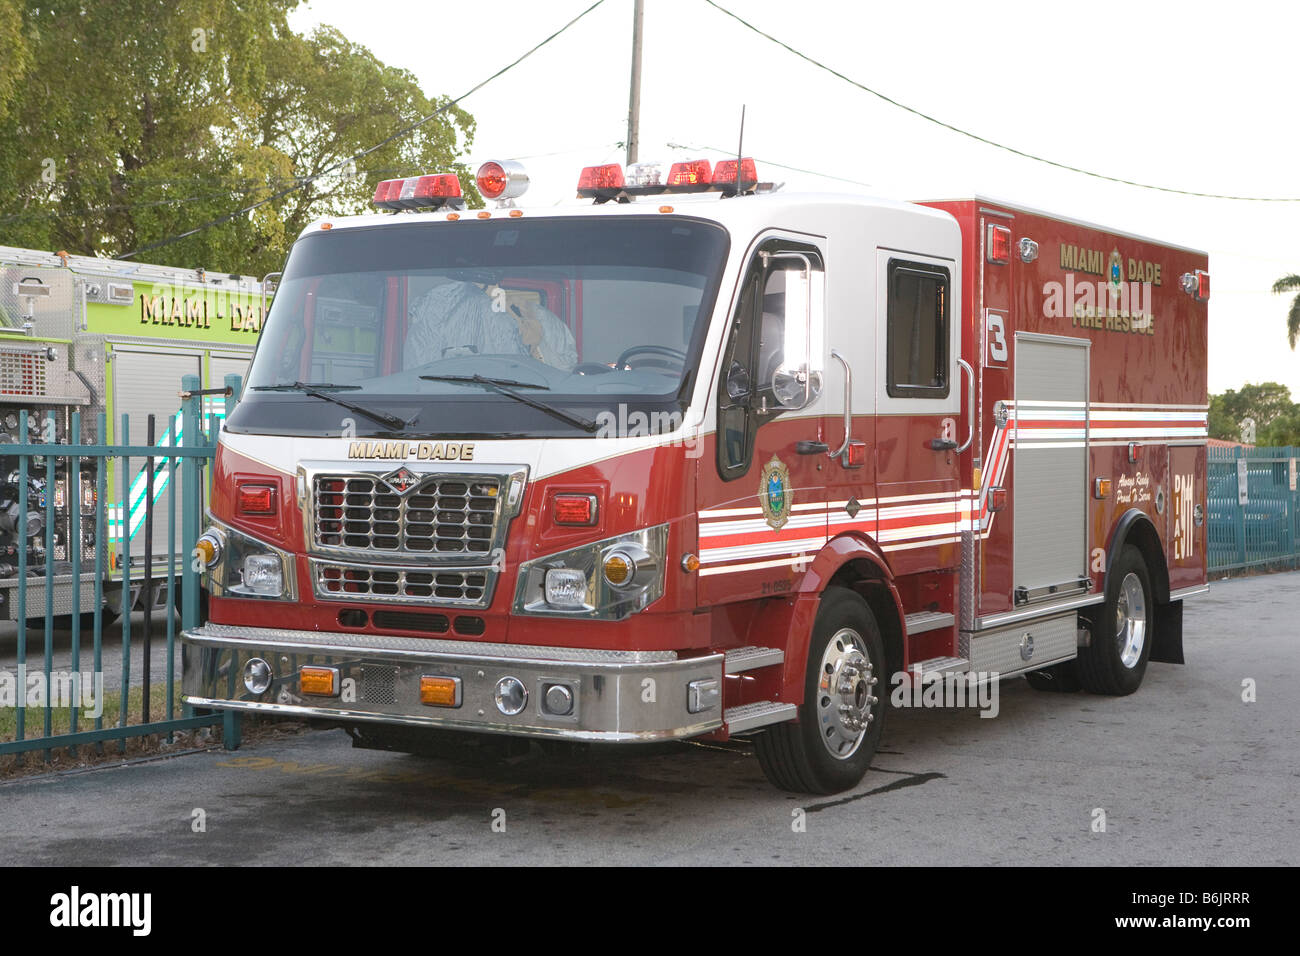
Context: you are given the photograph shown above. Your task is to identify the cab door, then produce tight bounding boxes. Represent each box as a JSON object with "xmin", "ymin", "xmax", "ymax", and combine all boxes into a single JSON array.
[
  {"xmin": 697, "ymin": 236, "xmax": 829, "ymax": 605},
  {"xmin": 872, "ymin": 249, "xmax": 963, "ymax": 576}
]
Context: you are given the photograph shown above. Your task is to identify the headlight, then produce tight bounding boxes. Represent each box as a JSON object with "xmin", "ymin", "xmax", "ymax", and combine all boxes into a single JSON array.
[
  {"xmin": 543, "ymin": 568, "xmax": 589, "ymax": 608},
  {"xmin": 198, "ymin": 520, "xmax": 297, "ymax": 601},
  {"xmin": 514, "ymin": 524, "xmax": 668, "ymax": 620}
]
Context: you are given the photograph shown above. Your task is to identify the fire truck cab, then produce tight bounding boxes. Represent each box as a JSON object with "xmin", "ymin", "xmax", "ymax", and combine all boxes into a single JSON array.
[{"xmin": 182, "ymin": 160, "xmax": 1209, "ymax": 794}]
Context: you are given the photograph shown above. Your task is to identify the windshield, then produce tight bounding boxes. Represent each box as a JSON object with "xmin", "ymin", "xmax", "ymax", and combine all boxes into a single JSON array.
[{"xmin": 230, "ymin": 216, "xmax": 729, "ymax": 437}]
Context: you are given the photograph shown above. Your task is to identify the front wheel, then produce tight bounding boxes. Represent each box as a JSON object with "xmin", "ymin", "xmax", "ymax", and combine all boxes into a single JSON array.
[
  {"xmin": 755, "ymin": 586, "xmax": 886, "ymax": 794},
  {"xmin": 1077, "ymin": 545, "xmax": 1153, "ymax": 695}
]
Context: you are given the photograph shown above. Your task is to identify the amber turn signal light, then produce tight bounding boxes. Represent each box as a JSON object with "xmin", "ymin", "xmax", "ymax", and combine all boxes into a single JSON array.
[
  {"xmin": 300, "ymin": 666, "xmax": 339, "ymax": 697},
  {"xmin": 420, "ymin": 676, "xmax": 462, "ymax": 708}
]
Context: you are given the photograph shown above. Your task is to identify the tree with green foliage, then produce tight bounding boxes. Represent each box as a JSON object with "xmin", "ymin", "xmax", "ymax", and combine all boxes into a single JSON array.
[
  {"xmin": 1274, "ymin": 274, "xmax": 1300, "ymax": 350},
  {"xmin": 1208, "ymin": 382, "xmax": 1298, "ymax": 444},
  {"xmin": 0, "ymin": 0, "xmax": 31, "ymax": 121},
  {"xmin": 0, "ymin": 1, "xmax": 478, "ymax": 277},
  {"xmin": 1259, "ymin": 406, "xmax": 1300, "ymax": 447}
]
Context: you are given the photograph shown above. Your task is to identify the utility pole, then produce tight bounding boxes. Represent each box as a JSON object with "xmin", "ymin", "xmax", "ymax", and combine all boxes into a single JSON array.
[{"xmin": 626, "ymin": 0, "xmax": 644, "ymax": 166}]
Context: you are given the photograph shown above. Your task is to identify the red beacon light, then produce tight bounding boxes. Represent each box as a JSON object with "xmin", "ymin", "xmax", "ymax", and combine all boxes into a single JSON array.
[
  {"xmin": 372, "ymin": 179, "xmax": 404, "ymax": 210},
  {"xmin": 576, "ymin": 163, "xmax": 627, "ymax": 203},
  {"xmin": 711, "ymin": 157, "xmax": 759, "ymax": 195},
  {"xmin": 476, "ymin": 160, "xmax": 530, "ymax": 204},
  {"xmin": 666, "ymin": 159, "xmax": 713, "ymax": 192},
  {"xmin": 372, "ymin": 173, "xmax": 464, "ymax": 213}
]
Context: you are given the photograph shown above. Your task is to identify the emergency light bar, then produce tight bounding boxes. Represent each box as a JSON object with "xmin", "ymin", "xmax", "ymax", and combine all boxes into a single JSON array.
[
  {"xmin": 577, "ymin": 157, "xmax": 764, "ymax": 203},
  {"xmin": 372, "ymin": 173, "xmax": 464, "ymax": 212}
]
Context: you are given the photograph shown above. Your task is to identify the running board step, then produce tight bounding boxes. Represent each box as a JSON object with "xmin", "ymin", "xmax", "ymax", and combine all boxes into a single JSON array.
[
  {"xmin": 905, "ymin": 611, "xmax": 956, "ymax": 634},
  {"xmin": 725, "ymin": 645, "xmax": 785, "ymax": 673},
  {"xmin": 911, "ymin": 656, "xmax": 970, "ymax": 677},
  {"xmin": 725, "ymin": 701, "xmax": 797, "ymax": 734}
]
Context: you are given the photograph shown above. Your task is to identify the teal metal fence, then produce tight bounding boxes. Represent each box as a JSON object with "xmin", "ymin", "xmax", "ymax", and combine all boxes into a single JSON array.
[
  {"xmin": 1208, "ymin": 445, "xmax": 1300, "ymax": 573},
  {"xmin": 0, "ymin": 374, "xmax": 240, "ymax": 761}
]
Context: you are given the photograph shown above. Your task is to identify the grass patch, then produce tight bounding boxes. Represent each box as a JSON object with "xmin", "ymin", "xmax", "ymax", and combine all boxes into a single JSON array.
[{"xmin": 1, "ymin": 680, "xmax": 187, "ymax": 744}]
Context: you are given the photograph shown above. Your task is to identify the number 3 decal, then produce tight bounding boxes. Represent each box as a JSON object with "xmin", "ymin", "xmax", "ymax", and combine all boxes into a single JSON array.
[{"xmin": 987, "ymin": 310, "xmax": 1009, "ymax": 366}]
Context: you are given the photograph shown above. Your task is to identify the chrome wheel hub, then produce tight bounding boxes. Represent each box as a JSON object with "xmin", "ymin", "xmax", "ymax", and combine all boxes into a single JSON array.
[
  {"xmin": 816, "ymin": 627, "xmax": 877, "ymax": 760},
  {"xmin": 1115, "ymin": 572, "xmax": 1147, "ymax": 669}
]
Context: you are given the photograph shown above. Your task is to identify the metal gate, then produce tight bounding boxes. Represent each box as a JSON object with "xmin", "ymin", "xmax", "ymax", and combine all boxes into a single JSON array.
[{"xmin": 0, "ymin": 374, "xmax": 240, "ymax": 761}]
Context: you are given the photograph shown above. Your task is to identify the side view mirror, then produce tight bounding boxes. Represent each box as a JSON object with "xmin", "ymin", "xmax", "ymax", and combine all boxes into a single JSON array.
[
  {"xmin": 765, "ymin": 258, "xmax": 824, "ymax": 410},
  {"xmin": 772, "ymin": 366, "xmax": 809, "ymax": 408}
]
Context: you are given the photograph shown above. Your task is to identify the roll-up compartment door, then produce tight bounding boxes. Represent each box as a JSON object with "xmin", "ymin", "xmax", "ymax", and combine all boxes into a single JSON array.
[{"xmin": 1012, "ymin": 335, "xmax": 1089, "ymax": 603}]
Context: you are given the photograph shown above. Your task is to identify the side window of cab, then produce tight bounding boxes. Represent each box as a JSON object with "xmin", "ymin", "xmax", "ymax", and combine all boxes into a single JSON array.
[{"xmin": 716, "ymin": 239, "xmax": 825, "ymax": 480}]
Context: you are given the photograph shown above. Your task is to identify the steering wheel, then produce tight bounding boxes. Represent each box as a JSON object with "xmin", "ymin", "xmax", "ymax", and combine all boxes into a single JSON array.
[{"xmin": 614, "ymin": 345, "xmax": 688, "ymax": 372}]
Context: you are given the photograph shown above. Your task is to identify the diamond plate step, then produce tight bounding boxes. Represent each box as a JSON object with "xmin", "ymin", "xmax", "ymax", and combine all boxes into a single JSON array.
[
  {"xmin": 724, "ymin": 645, "xmax": 785, "ymax": 673},
  {"xmin": 724, "ymin": 701, "xmax": 797, "ymax": 734},
  {"xmin": 905, "ymin": 611, "xmax": 956, "ymax": 634},
  {"xmin": 911, "ymin": 655, "xmax": 970, "ymax": 676}
]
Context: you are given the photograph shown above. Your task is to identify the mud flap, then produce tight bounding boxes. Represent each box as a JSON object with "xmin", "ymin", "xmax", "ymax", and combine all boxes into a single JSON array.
[{"xmin": 1151, "ymin": 598, "xmax": 1184, "ymax": 664}]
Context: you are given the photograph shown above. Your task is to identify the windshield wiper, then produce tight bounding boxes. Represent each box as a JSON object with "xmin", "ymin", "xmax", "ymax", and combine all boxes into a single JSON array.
[
  {"xmin": 420, "ymin": 374, "xmax": 549, "ymax": 390},
  {"xmin": 250, "ymin": 381, "xmax": 414, "ymax": 431},
  {"xmin": 420, "ymin": 374, "xmax": 597, "ymax": 433}
]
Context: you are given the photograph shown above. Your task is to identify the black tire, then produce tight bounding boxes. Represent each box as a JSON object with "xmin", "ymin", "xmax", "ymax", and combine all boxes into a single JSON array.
[
  {"xmin": 755, "ymin": 586, "xmax": 886, "ymax": 794},
  {"xmin": 1024, "ymin": 660, "xmax": 1082, "ymax": 693},
  {"xmin": 1077, "ymin": 545, "xmax": 1154, "ymax": 695}
]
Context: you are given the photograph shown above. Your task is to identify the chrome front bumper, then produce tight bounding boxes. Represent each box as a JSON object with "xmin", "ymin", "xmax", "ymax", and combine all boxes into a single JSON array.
[{"xmin": 181, "ymin": 624, "xmax": 724, "ymax": 743}]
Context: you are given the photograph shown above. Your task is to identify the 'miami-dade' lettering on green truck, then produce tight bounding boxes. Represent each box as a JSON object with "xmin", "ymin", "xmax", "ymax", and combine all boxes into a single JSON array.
[{"xmin": 0, "ymin": 245, "xmax": 267, "ymax": 621}]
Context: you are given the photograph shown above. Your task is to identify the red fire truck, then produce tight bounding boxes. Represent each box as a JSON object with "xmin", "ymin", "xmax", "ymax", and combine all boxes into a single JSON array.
[{"xmin": 182, "ymin": 158, "xmax": 1209, "ymax": 793}]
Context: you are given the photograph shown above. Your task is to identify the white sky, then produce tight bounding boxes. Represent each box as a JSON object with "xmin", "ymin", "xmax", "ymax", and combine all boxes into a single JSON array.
[{"xmin": 292, "ymin": 0, "xmax": 1300, "ymax": 400}]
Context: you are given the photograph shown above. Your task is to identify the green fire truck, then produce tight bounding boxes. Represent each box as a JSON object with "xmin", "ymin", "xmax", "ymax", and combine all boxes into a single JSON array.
[{"xmin": 0, "ymin": 245, "xmax": 267, "ymax": 622}]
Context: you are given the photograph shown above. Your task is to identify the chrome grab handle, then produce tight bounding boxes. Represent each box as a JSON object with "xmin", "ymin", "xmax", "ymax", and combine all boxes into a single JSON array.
[
  {"xmin": 828, "ymin": 348, "xmax": 852, "ymax": 459},
  {"xmin": 261, "ymin": 271, "xmax": 282, "ymax": 321},
  {"xmin": 956, "ymin": 358, "xmax": 974, "ymax": 454}
]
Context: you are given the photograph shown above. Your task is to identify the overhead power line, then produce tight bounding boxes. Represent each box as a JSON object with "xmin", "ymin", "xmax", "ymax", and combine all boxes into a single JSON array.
[
  {"xmin": 701, "ymin": 0, "xmax": 1300, "ymax": 203},
  {"xmin": 668, "ymin": 141, "xmax": 874, "ymax": 188},
  {"xmin": 117, "ymin": 0, "xmax": 609, "ymax": 259}
]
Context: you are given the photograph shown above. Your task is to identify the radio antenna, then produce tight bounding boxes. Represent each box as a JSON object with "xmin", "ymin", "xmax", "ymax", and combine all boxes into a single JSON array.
[
  {"xmin": 736, "ymin": 104, "xmax": 746, "ymax": 163},
  {"xmin": 726, "ymin": 104, "xmax": 749, "ymax": 197}
]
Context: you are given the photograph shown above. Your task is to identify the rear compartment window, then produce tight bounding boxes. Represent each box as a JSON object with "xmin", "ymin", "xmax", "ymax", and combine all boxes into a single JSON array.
[{"xmin": 886, "ymin": 260, "xmax": 949, "ymax": 399}]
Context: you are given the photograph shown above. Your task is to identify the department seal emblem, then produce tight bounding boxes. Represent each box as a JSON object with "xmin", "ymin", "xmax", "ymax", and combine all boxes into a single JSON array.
[{"xmin": 759, "ymin": 455, "xmax": 791, "ymax": 530}]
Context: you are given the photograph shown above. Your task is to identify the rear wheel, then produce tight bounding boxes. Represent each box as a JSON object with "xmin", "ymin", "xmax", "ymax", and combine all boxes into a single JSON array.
[
  {"xmin": 1077, "ymin": 545, "xmax": 1153, "ymax": 695},
  {"xmin": 755, "ymin": 586, "xmax": 886, "ymax": 794}
]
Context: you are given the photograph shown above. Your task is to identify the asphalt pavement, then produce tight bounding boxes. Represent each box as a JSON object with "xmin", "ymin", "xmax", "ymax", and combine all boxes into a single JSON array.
[{"xmin": 1, "ymin": 571, "xmax": 1296, "ymax": 866}]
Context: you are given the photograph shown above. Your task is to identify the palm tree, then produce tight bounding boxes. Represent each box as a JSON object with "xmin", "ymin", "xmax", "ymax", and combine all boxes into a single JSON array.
[{"xmin": 1275, "ymin": 274, "xmax": 1300, "ymax": 349}]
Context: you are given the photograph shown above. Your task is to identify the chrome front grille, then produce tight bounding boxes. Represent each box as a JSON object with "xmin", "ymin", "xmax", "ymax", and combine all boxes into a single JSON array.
[
  {"xmin": 303, "ymin": 463, "xmax": 528, "ymax": 610},
  {"xmin": 314, "ymin": 562, "xmax": 490, "ymax": 607},
  {"xmin": 312, "ymin": 474, "xmax": 501, "ymax": 556}
]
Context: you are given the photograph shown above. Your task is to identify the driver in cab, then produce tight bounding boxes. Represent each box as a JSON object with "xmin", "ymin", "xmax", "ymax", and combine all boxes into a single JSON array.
[{"xmin": 404, "ymin": 277, "xmax": 577, "ymax": 372}]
